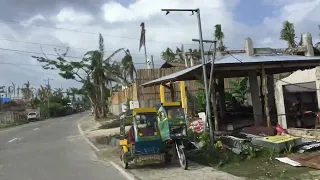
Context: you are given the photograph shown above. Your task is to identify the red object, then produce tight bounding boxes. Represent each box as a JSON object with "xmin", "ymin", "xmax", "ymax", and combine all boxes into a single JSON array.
[
  {"xmin": 128, "ymin": 126, "xmax": 135, "ymax": 144},
  {"xmin": 276, "ymin": 124, "xmax": 288, "ymax": 134},
  {"xmin": 189, "ymin": 119, "xmax": 205, "ymax": 133}
]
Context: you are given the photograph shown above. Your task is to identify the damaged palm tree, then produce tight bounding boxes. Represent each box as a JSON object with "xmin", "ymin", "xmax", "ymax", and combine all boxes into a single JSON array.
[
  {"xmin": 32, "ymin": 33, "xmax": 129, "ymax": 120},
  {"xmin": 280, "ymin": 21, "xmax": 316, "ymax": 56}
]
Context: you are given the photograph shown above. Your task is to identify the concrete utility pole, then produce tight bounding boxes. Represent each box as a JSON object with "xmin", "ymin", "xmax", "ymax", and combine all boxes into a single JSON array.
[
  {"xmin": 43, "ymin": 78, "xmax": 53, "ymax": 118},
  {"xmin": 161, "ymin": 8, "xmax": 214, "ymax": 147}
]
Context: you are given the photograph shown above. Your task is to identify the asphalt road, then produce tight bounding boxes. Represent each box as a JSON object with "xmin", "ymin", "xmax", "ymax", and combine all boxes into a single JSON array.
[{"xmin": 0, "ymin": 113, "xmax": 128, "ymax": 180}]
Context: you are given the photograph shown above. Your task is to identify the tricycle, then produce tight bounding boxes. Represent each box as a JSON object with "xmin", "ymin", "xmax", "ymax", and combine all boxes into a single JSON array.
[
  {"xmin": 157, "ymin": 101, "xmax": 193, "ymax": 170},
  {"xmin": 119, "ymin": 108, "xmax": 167, "ymax": 169}
]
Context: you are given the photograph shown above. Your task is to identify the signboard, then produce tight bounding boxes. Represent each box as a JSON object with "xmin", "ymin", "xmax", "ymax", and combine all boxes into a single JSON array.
[{"xmin": 253, "ymin": 48, "xmax": 285, "ymax": 55}]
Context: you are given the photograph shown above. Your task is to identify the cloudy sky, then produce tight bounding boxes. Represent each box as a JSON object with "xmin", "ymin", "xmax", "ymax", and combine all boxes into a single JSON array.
[{"xmin": 0, "ymin": 0, "xmax": 319, "ymax": 92}]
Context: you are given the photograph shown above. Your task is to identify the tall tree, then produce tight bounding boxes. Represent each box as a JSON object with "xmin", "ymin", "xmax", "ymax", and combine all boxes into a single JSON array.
[
  {"xmin": 32, "ymin": 33, "xmax": 129, "ymax": 120},
  {"xmin": 121, "ymin": 50, "xmax": 136, "ymax": 84},
  {"xmin": 214, "ymin": 24, "xmax": 226, "ymax": 51},
  {"xmin": 280, "ymin": 21, "xmax": 297, "ymax": 48},
  {"xmin": 21, "ymin": 81, "xmax": 33, "ymax": 107}
]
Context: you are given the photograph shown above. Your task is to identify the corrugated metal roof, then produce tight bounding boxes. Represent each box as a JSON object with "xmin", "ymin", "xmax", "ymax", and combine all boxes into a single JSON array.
[
  {"xmin": 141, "ymin": 64, "xmax": 202, "ymax": 87},
  {"xmin": 141, "ymin": 54, "xmax": 320, "ymax": 87},
  {"xmin": 214, "ymin": 54, "xmax": 320, "ymax": 64}
]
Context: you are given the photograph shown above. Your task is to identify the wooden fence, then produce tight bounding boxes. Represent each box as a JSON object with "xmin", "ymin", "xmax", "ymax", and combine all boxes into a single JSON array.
[{"xmin": 110, "ymin": 68, "xmax": 246, "ymax": 105}]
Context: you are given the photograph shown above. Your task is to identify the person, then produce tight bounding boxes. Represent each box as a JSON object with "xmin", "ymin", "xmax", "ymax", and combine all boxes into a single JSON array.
[
  {"xmin": 290, "ymin": 98, "xmax": 312, "ymax": 127},
  {"xmin": 290, "ymin": 98, "xmax": 303, "ymax": 127}
]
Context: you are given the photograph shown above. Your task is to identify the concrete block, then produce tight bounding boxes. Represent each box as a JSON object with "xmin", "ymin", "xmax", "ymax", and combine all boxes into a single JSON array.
[{"xmin": 251, "ymin": 135, "xmax": 303, "ymax": 151}]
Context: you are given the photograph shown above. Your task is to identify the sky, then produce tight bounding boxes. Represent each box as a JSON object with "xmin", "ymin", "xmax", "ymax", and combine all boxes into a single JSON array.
[{"xmin": 0, "ymin": 0, "xmax": 319, "ymax": 92}]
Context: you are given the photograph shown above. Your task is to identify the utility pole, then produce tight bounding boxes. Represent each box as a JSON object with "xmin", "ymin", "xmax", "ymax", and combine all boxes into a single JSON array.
[
  {"xmin": 161, "ymin": 8, "xmax": 214, "ymax": 147},
  {"xmin": 151, "ymin": 55, "xmax": 155, "ymax": 69},
  {"xmin": 192, "ymin": 39, "xmax": 217, "ymax": 130},
  {"xmin": 43, "ymin": 78, "xmax": 53, "ymax": 118}
]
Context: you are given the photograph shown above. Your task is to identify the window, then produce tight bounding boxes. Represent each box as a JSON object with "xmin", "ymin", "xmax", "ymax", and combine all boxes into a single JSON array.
[
  {"xmin": 135, "ymin": 113, "xmax": 157, "ymax": 136},
  {"xmin": 164, "ymin": 106, "xmax": 184, "ymax": 119}
]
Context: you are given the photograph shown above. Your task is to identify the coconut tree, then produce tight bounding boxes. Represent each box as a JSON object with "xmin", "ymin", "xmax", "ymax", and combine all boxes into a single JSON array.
[
  {"xmin": 11, "ymin": 82, "xmax": 16, "ymax": 97},
  {"xmin": 214, "ymin": 24, "xmax": 226, "ymax": 51},
  {"xmin": 280, "ymin": 21, "xmax": 297, "ymax": 48},
  {"xmin": 161, "ymin": 48, "xmax": 176, "ymax": 62},
  {"xmin": 121, "ymin": 50, "xmax": 137, "ymax": 84},
  {"xmin": 8, "ymin": 86, "xmax": 14, "ymax": 98},
  {"xmin": 21, "ymin": 81, "xmax": 33, "ymax": 107},
  {"xmin": 84, "ymin": 33, "xmax": 126, "ymax": 118}
]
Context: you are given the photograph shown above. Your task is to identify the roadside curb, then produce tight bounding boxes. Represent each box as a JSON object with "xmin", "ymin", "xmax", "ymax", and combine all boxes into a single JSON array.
[{"xmin": 77, "ymin": 116, "xmax": 136, "ymax": 180}]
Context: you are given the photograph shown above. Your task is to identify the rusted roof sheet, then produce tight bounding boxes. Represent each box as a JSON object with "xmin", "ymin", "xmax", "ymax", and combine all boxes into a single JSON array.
[{"xmin": 288, "ymin": 152, "xmax": 320, "ymax": 169}]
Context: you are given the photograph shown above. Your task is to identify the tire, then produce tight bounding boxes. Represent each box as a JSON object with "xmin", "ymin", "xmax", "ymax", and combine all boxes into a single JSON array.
[
  {"xmin": 165, "ymin": 153, "xmax": 171, "ymax": 163},
  {"xmin": 121, "ymin": 148, "xmax": 129, "ymax": 169},
  {"xmin": 177, "ymin": 146, "xmax": 188, "ymax": 170}
]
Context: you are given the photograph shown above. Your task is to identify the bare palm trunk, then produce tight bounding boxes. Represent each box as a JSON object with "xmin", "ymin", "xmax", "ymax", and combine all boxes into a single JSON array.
[{"xmin": 100, "ymin": 76, "xmax": 106, "ymax": 118}]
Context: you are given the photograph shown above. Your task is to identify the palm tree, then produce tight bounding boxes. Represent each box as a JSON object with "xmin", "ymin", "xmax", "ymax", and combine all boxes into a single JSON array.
[
  {"xmin": 17, "ymin": 86, "xmax": 20, "ymax": 98},
  {"xmin": 214, "ymin": 24, "xmax": 226, "ymax": 51},
  {"xmin": 21, "ymin": 81, "xmax": 33, "ymax": 107},
  {"xmin": 161, "ymin": 48, "xmax": 176, "ymax": 62},
  {"xmin": 8, "ymin": 86, "xmax": 14, "ymax": 98},
  {"xmin": 121, "ymin": 50, "xmax": 137, "ymax": 84},
  {"xmin": 11, "ymin": 82, "xmax": 16, "ymax": 97},
  {"xmin": 280, "ymin": 21, "xmax": 297, "ymax": 48},
  {"xmin": 84, "ymin": 33, "xmax": 127, "ymax": 118}
]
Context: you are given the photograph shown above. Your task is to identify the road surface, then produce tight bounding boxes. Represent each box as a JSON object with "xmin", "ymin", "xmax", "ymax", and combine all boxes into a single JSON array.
[{"xmin": 0, "ymin": 113, "xmax": 128, "ymax": 180}]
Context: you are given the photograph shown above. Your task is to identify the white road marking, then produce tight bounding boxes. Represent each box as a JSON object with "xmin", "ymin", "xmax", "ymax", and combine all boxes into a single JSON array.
[
  {"xmin": 8, "ymin": 138, "xmax": 18, "ymax": 143},
  {"xmin": 77, "ymin": 116, "xmax": 135, "ymax": 180},
  {"xmin": 77, "ymin": 119, "xmax": 100, "ymax": 152},
  {"xmin": 109, "ymin": 161, "xmax": 135, "ymax": 180},
  {"xmin": 33, "ymin": 128, "xmax": 39, "ymax": 131}
]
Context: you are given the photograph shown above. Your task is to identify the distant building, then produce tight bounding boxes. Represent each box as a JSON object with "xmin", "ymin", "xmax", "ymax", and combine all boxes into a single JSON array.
[{"xmin": 160, "ymin": 62, "xmax": 186, "ymax": 68}]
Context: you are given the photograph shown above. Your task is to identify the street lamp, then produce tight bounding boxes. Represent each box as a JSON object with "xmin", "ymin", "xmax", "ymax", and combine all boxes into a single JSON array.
[{"xmin": 161, "ymin": 8, "xmax": 214, "ymax": 147}]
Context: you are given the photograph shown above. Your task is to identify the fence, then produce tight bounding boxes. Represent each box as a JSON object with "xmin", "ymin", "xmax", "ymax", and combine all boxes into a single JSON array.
[
  {"xmin": 109, "ymin": 68, "xmax": 246, "ymax": 115},
  {"xmin": 0, "ymin": 111, "xmax": 26, "ymax": 125}
]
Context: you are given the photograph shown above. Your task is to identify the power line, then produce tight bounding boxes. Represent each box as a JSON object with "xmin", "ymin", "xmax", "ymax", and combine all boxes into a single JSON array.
[
  {"xmin": 0, "ymin": 37, "xmax": 149, "ymax": 56},
  {"xmin": 0, "ymin": 61, "xmax": 42, "ymax": 67},
  {"xmin": 0, "ymin": 19, "xmax": 197, "ymax": 45},
  {"xmin": 0, "ymin": 47, "xmax": 164, "ymax": 65}
]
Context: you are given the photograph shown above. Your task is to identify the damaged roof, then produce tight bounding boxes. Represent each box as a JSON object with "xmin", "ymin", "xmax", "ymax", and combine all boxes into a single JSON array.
[{"xmin": 141, "ymin": 54, "xmax": 320, "ymax": 87}]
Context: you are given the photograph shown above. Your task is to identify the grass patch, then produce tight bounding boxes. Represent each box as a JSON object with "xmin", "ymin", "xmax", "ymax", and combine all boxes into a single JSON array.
[
  {"xmin": 0, "ymin": 119, "xmax": 29, "ymax": 129},
  {"xmin": 219, "ymin": 157, "xmax": 314, "ymax": 180},
  {"xmin": 189, "ymin": 145, "xmax": 316, "ymax": 180},
  {"xmin": 96, "ymin": 133, "xmax": 123, "ymax": 145},
  {"xmin": 99, "ymin": 117, "xmax": 132, "ymax": 129}
]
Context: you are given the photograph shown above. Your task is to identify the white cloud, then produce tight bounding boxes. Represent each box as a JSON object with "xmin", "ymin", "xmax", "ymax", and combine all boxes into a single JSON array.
[
  {"xmin": 22, "ymin": 14, "xmax": 46, "ymax": 24},
  {"xmin": 261, "ymin": 0, "xmax": 320, "ymax": 47},
  {"xmin": 54, "ymin": 7, "xmax": 93, "ymax": 25},
  {"xmin": 101, "ymin": 0, "xmax": 233, "ymax": 23}
]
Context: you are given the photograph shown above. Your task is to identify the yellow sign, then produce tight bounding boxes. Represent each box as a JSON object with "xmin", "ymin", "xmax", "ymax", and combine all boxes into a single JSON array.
[{"xmin": 258, "ymin": 135, "xmax": 298, "ymax": 144}]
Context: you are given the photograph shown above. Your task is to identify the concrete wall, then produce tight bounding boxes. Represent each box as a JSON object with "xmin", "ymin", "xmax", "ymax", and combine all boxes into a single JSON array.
[
  {"xmin": 109, "ymin": 99, "xmax": 161, "ymax": 116},
  {"xmin": 109, "ymin": 104, "xmax": 121, "ymax": 115}
]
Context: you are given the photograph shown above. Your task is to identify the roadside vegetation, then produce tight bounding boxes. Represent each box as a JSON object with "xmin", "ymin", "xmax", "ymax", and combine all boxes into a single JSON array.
[{"xmin": 33, "ymin": 34, "xmax": 136, "ymax": 121}]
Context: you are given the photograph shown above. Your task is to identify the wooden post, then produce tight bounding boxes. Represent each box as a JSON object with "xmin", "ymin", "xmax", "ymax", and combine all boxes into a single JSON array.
[
  {"xmin": 262, "ymin": 68, "xmax": 271, "ymax": 127},
  {"xmin": 212, "ymin": 79, "xmax": 219, "ymax": 131},
  {"xmin": 170, "ymin": 82, "xmax": 175, "ymax": 101}
]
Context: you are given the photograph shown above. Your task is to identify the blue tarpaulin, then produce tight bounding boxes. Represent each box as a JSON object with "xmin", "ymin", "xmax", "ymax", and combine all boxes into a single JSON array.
[{"xmin": 1, "ymin": 97, "xmax": 10, "ymax": 104}]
